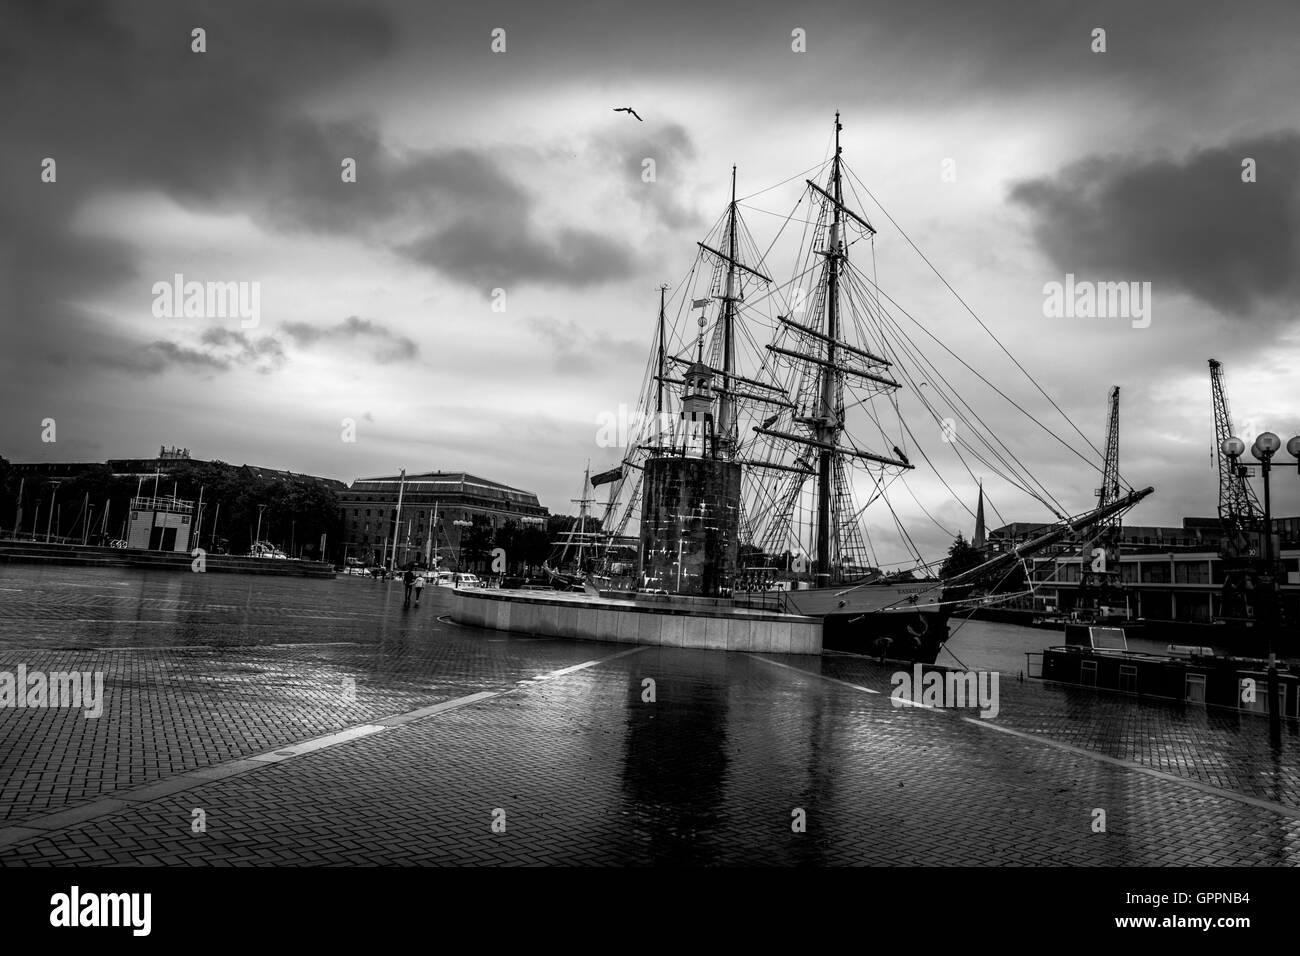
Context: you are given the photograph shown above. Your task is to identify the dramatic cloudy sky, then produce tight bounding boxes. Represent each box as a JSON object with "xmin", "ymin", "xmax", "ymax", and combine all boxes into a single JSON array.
[{"xmin": 2, "ymin": 0, "xmax": 1298, "ymax": 561}]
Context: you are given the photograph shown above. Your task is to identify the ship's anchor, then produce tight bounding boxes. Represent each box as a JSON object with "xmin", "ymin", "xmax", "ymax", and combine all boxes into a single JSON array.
[{"xmin": 906, "ymin": 613, "xmax": 929, "ymax": 639}]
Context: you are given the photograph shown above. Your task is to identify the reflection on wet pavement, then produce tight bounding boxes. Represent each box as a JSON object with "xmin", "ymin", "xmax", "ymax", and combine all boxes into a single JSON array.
[{"xmin": 2, "ymin": 564, "xmax": 1299, "ymax": 865}]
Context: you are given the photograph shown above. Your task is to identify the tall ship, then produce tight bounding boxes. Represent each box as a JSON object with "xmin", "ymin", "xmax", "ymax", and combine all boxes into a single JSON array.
[{"xmin": 588, "ymin": 113, "xmax": 1153, "ymax": 664}]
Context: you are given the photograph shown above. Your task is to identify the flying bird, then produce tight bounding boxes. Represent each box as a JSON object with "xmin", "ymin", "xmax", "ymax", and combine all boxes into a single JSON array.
[{"xmin": 613, "ymin": 107, "xmax": 643, "ymax": 121}]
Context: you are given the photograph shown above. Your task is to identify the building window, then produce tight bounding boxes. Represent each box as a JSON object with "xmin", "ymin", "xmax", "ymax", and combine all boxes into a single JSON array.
[{"xmin": 1141, "ymin": 562, "xmax": 1169, "ymax": 584}]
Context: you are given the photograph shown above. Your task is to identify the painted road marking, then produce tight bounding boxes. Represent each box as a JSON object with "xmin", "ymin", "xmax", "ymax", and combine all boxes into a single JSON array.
[
  {"xmin": 749, "ymin": 654, "xmax": 1300, "ymax": 821},
  {"xmin": 748, "ymin": 654, "xmax": 879, "ymax": 694},
  {"xmin": 248, "ymin": 724, "xmax": 387, "ymax": 763},
  {"xmin": 532, "ymin": 647, "xmax": 646, "ymax": 682},
  {"xmin": 956, "ymin": 713, "xmax": 1300, "ymax": 820},
  {"xmin": 0, "ymin": 644, "xmax": 646, "ymax": 851}
]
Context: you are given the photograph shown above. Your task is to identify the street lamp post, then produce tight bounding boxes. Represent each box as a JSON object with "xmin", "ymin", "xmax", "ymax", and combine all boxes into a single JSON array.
[{"xmin": 1222, "ymin": 431, "xmax": 1300, "ymax": 747}]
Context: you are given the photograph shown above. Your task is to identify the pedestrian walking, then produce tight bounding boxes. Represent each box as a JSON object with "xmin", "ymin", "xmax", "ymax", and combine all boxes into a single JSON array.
[
  {"xmin": 402, "ymin": 566, "xmax": 416, "ymax": 606},
  {"xmin": 414, "ymin": 570, "xmax": 426, "ymax": 606}
]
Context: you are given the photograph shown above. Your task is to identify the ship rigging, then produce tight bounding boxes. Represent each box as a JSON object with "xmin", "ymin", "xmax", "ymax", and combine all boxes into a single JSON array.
[{"xmin": 578, "ymin": 113, "xmax": 1153, "ymax": 659}]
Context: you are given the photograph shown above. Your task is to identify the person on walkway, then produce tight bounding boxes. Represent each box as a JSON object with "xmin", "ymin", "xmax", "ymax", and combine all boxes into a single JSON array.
[
  {"xmin": 402, "ymin": 566, "xmax": 416, "ymax": 606},
  {"xmin": 414, "ymin": 570, "xmax": 426, "ymax": 606}
]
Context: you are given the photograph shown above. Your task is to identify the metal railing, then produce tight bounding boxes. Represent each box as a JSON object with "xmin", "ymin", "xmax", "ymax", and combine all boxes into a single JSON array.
[{"xmin": 130, "ymin": 496, "xmax": 193, "ymax": 514}]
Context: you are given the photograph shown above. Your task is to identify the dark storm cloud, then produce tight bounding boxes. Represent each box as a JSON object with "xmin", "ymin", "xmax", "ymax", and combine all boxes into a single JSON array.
[
  {"xmin": 1010, "ymin": 132, "xmax": 1300, "ymax": 315},
  {"xmin": 383, "ymin": 0, "xmax": 1300, "ymax": 109},
  {"xmin": 108, "ymin": 341, "xmax": 228, "ymax": 375},
  {"xmin": 0, "ymin": 0, "xmax": 640, "ymax": 382},
  {"xmin": 0, "ymin": 0, "xmax": 395, "ymax": 382},
  {"xmin": 100, "ymin": 329, "xmax": 286, "ymax": 376},
  {"xmin": 199, "ymin": 328, "xmax": 287, "ymax": 371},
  {"xmin": 593, "ymin": 123, "xmax": 703, "ymax": 230},
  {"xmin": 400, "ymin": 222, "xmax": 635, "ymax": 290},
  {"xmin": 385, "ymin": 147, "xmax": 639, "ymax": 290},
  {"xmin": 281, "ymin": 315, "xmax": 418, "ymax": 364}
]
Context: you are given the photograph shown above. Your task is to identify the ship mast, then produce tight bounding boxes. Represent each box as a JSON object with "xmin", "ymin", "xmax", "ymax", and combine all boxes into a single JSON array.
[
  {"xmin": 655, "ymin": 284, "xmax": 667, "ymax": 448},
  {"xmin": 695, "ymin": 168, "xmax": 772, "ymax": 456},
  {"xmin": 573, "ymin": 461, "xmax": 592, "ymax": 568},
  {"xmin": 720, "ymin": 166, "xmax": 738, "ymax": 455},
  {"xmin": 814, "ymin": 114, "xmax": 844, "ymax": 585},
  {"xmin": 749, "ymin": 113, "xmax": 907, "ymax": 581}
]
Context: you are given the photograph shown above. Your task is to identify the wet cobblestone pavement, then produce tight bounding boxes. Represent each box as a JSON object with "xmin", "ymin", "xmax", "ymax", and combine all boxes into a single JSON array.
[{"xmin": 2, "ymin": 565, "xmax": 1299, "ymax": 865}]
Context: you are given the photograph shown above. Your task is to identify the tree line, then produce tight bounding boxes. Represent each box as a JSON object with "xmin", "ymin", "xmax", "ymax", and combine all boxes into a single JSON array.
[{"xmin": 0, "ymin": 456, "xmax": 344, "ymax": 560}]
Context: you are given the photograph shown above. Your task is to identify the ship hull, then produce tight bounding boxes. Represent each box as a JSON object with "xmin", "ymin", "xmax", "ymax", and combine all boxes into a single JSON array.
[
  {"xmin": 738, "ymin": 580, "xmax": 967, "ymax": 664},
  {"xmin": 820, "ymin": 607, "xmax": 952, "ymax": 664}
]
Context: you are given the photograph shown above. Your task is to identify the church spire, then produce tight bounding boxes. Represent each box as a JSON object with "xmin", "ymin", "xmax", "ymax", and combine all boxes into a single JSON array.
[{"xmin": 973, "ymin": 481, "xmax": 987, "ymax": 551}]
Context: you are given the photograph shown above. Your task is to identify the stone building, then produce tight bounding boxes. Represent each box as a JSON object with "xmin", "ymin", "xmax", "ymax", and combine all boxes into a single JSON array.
[{"xmin": 340, "ymin": 471, "xmax": 547, "ymax": 567}]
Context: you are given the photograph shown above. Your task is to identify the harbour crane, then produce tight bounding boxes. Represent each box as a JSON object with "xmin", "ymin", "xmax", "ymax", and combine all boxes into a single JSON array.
[
  {"xmin": 1208, "ymin": 357, "xmax": 1278, "ymax": 632},
  {"xmin": 1077, "ymin": 386, "xmax": 1124, "ymax": 614},
  {"xmin": 1208, "ymin": 358, "xmax": 1264, "ymax": 557}
]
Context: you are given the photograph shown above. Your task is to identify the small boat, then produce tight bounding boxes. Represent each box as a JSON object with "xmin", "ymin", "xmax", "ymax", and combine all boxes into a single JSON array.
[{"xmin": 247, "ymin": 541, "xmax": 289, "ymax": 559}]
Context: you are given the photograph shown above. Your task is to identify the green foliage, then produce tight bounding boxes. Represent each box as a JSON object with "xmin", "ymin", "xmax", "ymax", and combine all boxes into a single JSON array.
[
  {"xmin": 459, "ymin": 515, "xmax": 494, "ymax": 568},
  {"xmin": 939, "ymin": 533, "xmax": 984, "ymax": 580},
  {"xmin": 0, "ymin": 456, "xmax": 343, "ymax": 558},
  {"xmin": 516, "ymin": 525, "xmax": 551, "ymax": 570}
]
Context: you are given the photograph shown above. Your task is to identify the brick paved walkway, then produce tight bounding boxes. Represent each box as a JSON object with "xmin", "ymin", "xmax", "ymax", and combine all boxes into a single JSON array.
[{"xmin": 2, "ymin": 565, "xmax": 1299, "ymax": 865}]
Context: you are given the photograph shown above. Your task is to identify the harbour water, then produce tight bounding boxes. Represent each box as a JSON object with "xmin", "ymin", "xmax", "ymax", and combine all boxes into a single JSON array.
[
  {"xmin": 933, "ymin": 615, "xmax": 1226, "ymax": 676},
  {"xmin": 0, "ymin": 563, "xmax": 1223, "ymax": 672}
]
